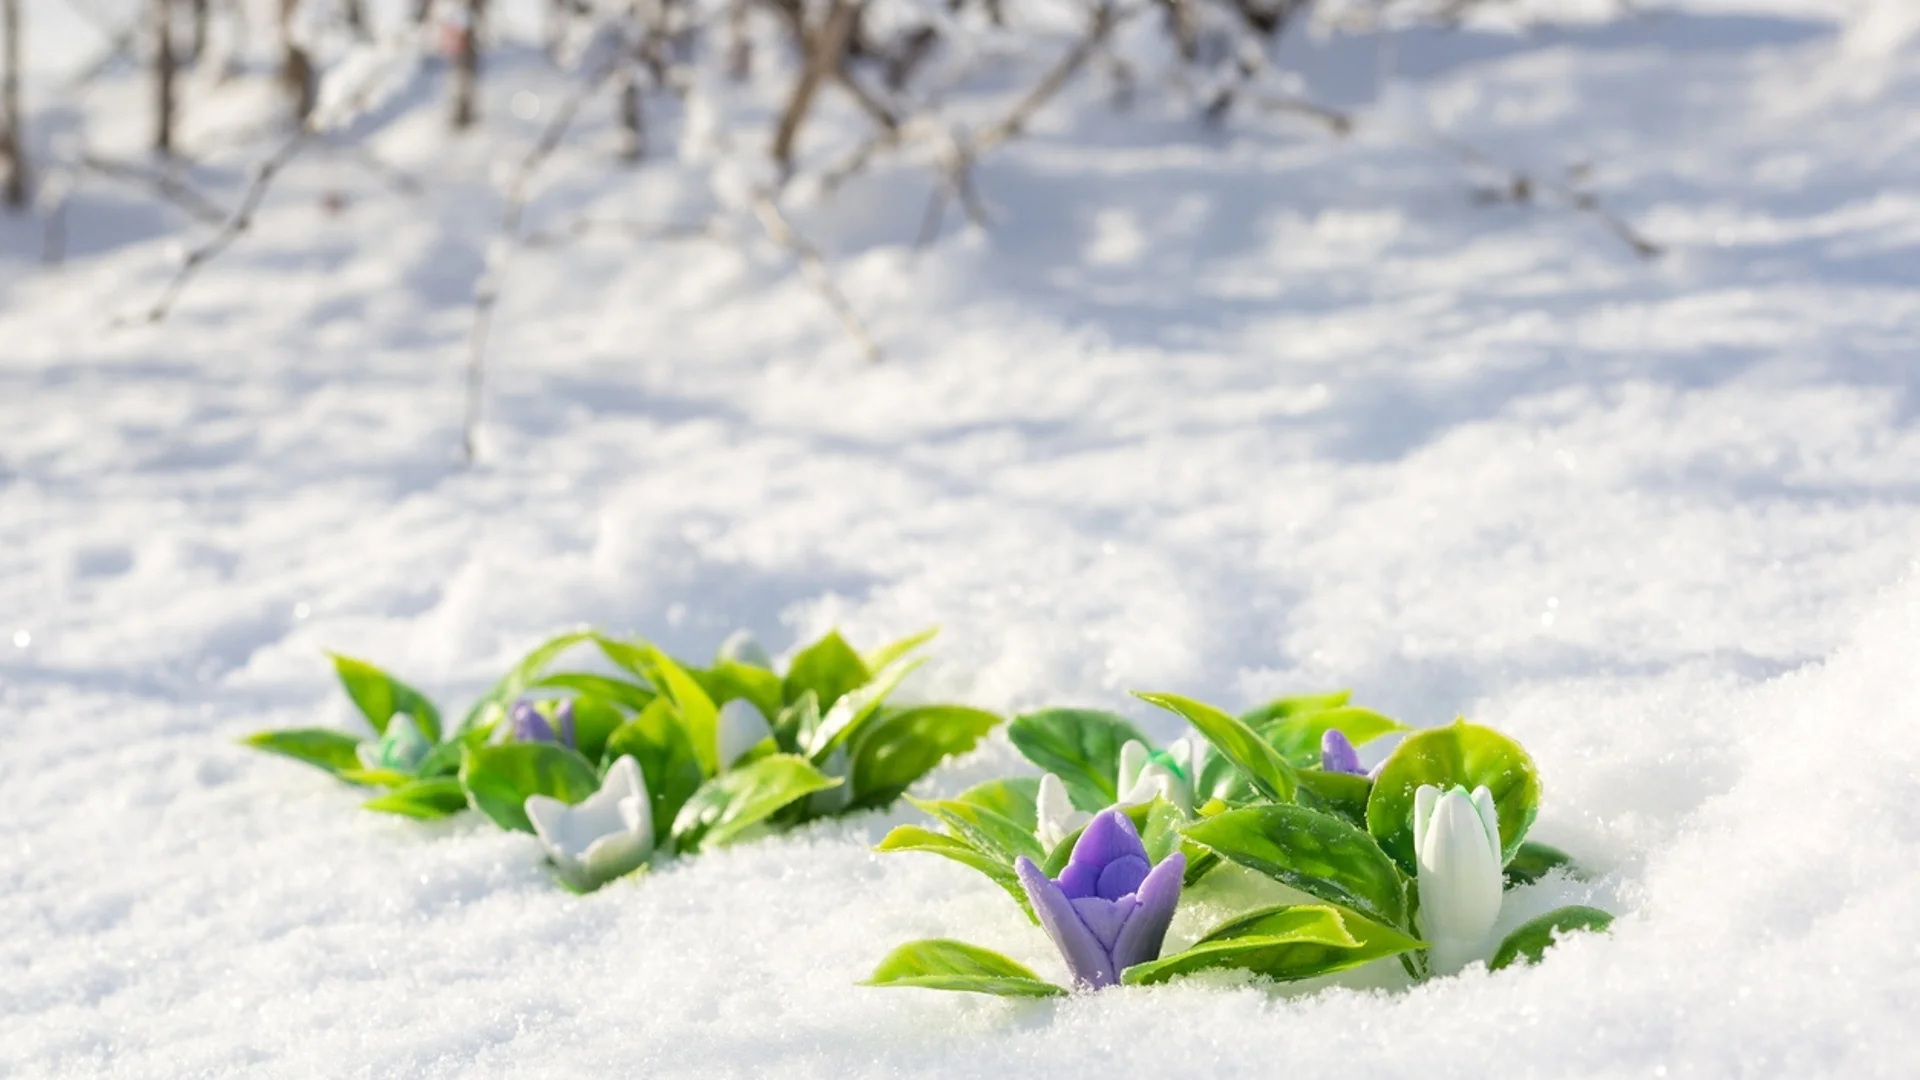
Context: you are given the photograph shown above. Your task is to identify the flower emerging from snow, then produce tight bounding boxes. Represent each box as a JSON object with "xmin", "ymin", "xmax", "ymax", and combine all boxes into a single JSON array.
[
  {"xmin": 525, "ymin": 755, "xmax": 653, "ymax": 890},
  {"xmin": 510, "ymin": 700, "xmax": 575, "ymax": 747},
  {"xmin": 1036, "ymin": 773, "xmax": 1092, "ymax": 851},
  {"xmin": 1414, "ymin": 783, "xmax": 1505, "ymax": 974},
  {"xmin": 357, "ymin": 712, "xmax": 431, "ymax": 772},
  {"xmin": 1015, "ymin": 809, "xmax": 1185, "ymax": 989},
  {"xmin": 1117, "ymin": 738, "xmax": 1195, "ymax": 814},
  {"xmin": 1320, "ymin": 729, "xmax": 1367, "ymax": 775},
  {"xmin": 717, "ymin": 698, "xmax": 774, "ymax": 768}
]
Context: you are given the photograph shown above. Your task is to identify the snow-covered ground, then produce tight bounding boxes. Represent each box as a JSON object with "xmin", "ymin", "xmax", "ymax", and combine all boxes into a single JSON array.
[{"xmin": 3, "ymin": 0, "xmax": 1918, "ymax": 1075}]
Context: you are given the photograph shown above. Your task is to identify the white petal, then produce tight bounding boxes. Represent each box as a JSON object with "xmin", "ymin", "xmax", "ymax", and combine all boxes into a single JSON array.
[
  {"xmin": 1416, "ymin": 787, "xmax": 1505, "ymax": 973},
  {"xmin": 1116, "ymin": 740, "xmax": 1149, "ymax": 796},
  {"xmin": 1035, "ymin": 773, "xmax": 1090, "ymax": 850},
  {"xmin": 716, "ymin": 699, "xmax": 773, "ymax": 768},
  {"xmin": 718, "ymin": 630, "xmax": 774, "ymax": 671},
  {"xmin": 1413, "ymin": 783, "xmax": 1440, "ymax": 852},
  {"xmin": 1471, "ymin": 785, "xmax": 1501, "ymax": 856}
]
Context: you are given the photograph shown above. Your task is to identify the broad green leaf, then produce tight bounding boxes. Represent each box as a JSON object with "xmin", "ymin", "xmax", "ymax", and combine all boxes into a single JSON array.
[
  {"xmin": 557, "ymin": 695, "xmax": 627, "ymax": 764},
  {"xmin": 1489, "ymin": 905, "xmax": 1614, "ymax": 971},
  {"xmin": 862, "ymin": 939, "xmax": 1065, "ymax": 998},
  {"xmin": 670, "ymin": 754, "xmax": 840, "ymax": 851},
  {"xmin": 242, "ymin": 728, "xmax": 363, "ymax": 777},
  {"xmin": 530, "ymin": 673, "xmax": 657, "ymax": 713},
  {"xmin": 950, "ymin": 778, "xmax": 1040, "ymax": 833},
  {"xmin": 848, "ymin": 705, "xmax": 1002, "ymax": 810},
  {"xmin": 1182, "ymin": 803, "xmax": 1409, "ymax": 930},
  {"xmin": 1006, "ymin": 708, "xmax": 1148, "ymax": 812},
  {"xmin": 413, "ymin": 723, "xmax": 493, "ymax": 778},
  {"xmin": 1295, "ymin": 769, "xmax": 1373, "ymax": 827},
  {"xmin": 596, "ymin": 636, "xmax": 722, "ymax": 777},
  {"xmin": 782, "ymin": 630, "xmax": 870, "ymax": 712},
  {"xmin": 362, "ymin": 777, "xmax": 469, "ymax": 820},
  {"xmin": 458, "ymin": 743, "xmax": 602, "ymax": 834},
  {"xmin": 1504, "ymin": 841, "xmax": 1578, "ymax": 888},
  {"xmin": 771, "ymin": 691, "xmax": 820, "ymax": 755},
  {"xmin": 804, "ymin": 657, "xmax": 924, "ymax": 759},
  {"xmin": 1260, "ymin": 706, "xmax": 1407, "ymax": 767},
  {"xmin": 690, "ymin": 660, "xmax": 785, "ymax": 723},
  {"xmin": 456, "ymin": 630, "xmax": 595, "ymax": 734},
  {"xmin": 909, "ymin": 796, "xmax": 1045, "ymax": 866},
  {"xmin": 1123, "ymin": 903, "xmax": 1423, "ymax": 985},
  {"xmin": 336, "ymin": 767, "xmax": 415, "ymax": 787},
  {"xmin": 604, "ymin": 697, "xmax": 705, "ymax": 846},
  {"xmin": 862, "ymin": 626, "xmax": 940, "ymax": 675},
  {"xmin": 1135, "ymin": 691, "xmax": 1297, "ymax": 803},
  {"xmin": 1366, "ymin": 720, "xmax": 1541, "ymax": 873},
  {"xmin": 875, "ymin": 825, "xmax": 1028, "ymax": 908},
  {"xmin": 1238, "ymin": 690, "xmax": 1353, "ymax": 728},
  {"xmin": 329, "ymin": 654, "xmax": 443, "ymax": 741},
  {"xmin": 1193, "ymin": 741, "xmax": 1258, "ymax": 806}
]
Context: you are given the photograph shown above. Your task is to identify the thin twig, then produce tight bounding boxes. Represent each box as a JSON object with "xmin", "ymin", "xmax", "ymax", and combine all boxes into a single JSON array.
[
  {"xmin": 521, "ymin": 215, "xmax": 720, "ymax": 249},
  {"xmin": 79, "ymin": 152, "xmax": 229, "ymax": 224},
  {"xmin": 1434, "ymin": 133, "xmax": 1661, "ymax": 258},
  {"xmin": 116, "ymin": 128, "xmax": 314, "ymax": 327},
  {"xmin": 750, "ymin": 192, "xmax": 882, "ymax": 364}
]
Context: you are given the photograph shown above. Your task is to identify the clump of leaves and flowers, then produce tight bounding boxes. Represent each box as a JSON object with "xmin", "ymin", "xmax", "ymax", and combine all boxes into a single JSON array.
[
  {"xmin": 866, "ymin": 691, "xmax": 1610, "ymax": 996},
  {"xmin": 243, "ymin": 627, "xmax": 1001, "ymax": 891}
]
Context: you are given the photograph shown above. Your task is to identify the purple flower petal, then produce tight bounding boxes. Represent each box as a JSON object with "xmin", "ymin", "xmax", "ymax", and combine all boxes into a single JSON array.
[
  {"xmin": 1109, "ymin": 852, "xmax": 1185, "ymax": 974},
  {"xmin": 1016, "ymin": 856, "xmax": 1117, "ymax": 989},
  {"xmin": 510, "ymin": 700, "xmax": 557, "ymax": 744},
  {"xmin": 1071, "ymin": 896, "xmax": 1134, "ymax": 950},
  {"xmin": 1058, "ymin": 860, "xmax": 1100, "ymax": 900},
  {"xmin": 553, "ymin": 700, "xmax": 576, "ymax": 748},
  {"xmin": 1321, "ymin": 729, "xmax": 1364, "ymax": 775},
  {"xmin": 1095, "ymin": 854, "xmax": 1150, "ymax": 901},
  {"xmin": 1057, "ymin": 809, "xmax": 1148, "ymax": 900}
]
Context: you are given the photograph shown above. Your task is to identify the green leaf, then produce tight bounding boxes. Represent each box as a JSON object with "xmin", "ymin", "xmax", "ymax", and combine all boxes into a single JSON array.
[
  {"xmin": 336, "ymin": 767, "xmax": 415, "ymax": 788},
  {"xmin": 848, "ymin": 705, "xmax": 1002, "ymax": 810},
  {"xmin": 1504, "ymin": 841, "xmax": 1578, "ymax": 888},
  {"xmin": 241, "ymin": 728, "xmax": 364, "ymax": 777},
  {"xmin": 455, "ymin": 630, "xmax": 595, "ymax": 734},
  {"xmin": 783, "ymin": 630, "xmax": 871, "ymax": 712},
  {"xmin": 1366, "ymin": 720, "xmax": 1542, "ymax": 873},
  {"xmin": 1489, "ymin": 906, "xmax": 1614, "ymax": 971},
  {"xmin": 596, "ymin": 636, "xmax": 722, "ymax": 777},
  {"xmin": 530, "ymin": 673, "xmax": 657, "ymax": 713},
  {"xmin": 1192, "ymin": 741, "xmax": 1258, "ymax": 806},
  {"xmin": 1123, "ymin": 903, "xmax": 1423, "ymax": 986},
  {"xmin": 909, "ymin": 796, "xmax": 1045, "ymax": 866},
  {"xmin": 1295, "ymin": 769, "xmax": 1374, "ymax": 827},
  {"xmin": 1005, "ymin": 708, "xmax": 1148, "ymax": 812},
  {"xmin": 362, "ymin": 777, "xmax": 469, "ymax": 820},
  {"xmin": 557, "ymin": 695, "xmax": 627, "ymax": 764},
  {"xmin": 604, "ymin": 697, "xmax": 706, "ymax": 846},
  {"xmin": 413, "ymin": 723, "xmax": 493, "ymax": 779},
  {"xmin": 1134, "ymin": 691, "xmax": 1297, "ymax": 804},
  {"xmin": 1238, "ymin": 690, "xmax": 1353, "ymax": 728},
  {"xmin": 804, "ymin": 657, "xmax": 924, "ymax": 759},
  {"xmin": 950, "ymin": 778, "xmax": 1040, "ymax": 834},
  {"xmin": 670, "ymin": 753, "xmax": 841, "ymax": 851},
  {"xmin": 1260, "ymin": 706, "xmax": 1408, "ymax": 768},
  {"xmin": 862, "ymin": 626, "xmax": 940, "ymax": 675},
  {"xmin": 862, "ymin": 939, "xmax": 1065, "ymax": 998},
  {"xmin": 1181, "ymin": 803, "xmax": 1409, "ymax": 930},
  {"xmin": 691, "ymin": 660, "xmax": 786, "ymax": 724},
  {"xmin": 875, "ymin": 825, "xmax": 1029, "ymax": 908},
  {"xmin": 458, "ymin": 742, "xmax": 602, "ymax": 834},
  {"xmin": 771, "ymin": 691, "xmax": 820, "ymax": 755},
  {"xmin": 329, "ymin": 654, "xmax": 443, "ymax": 741}
]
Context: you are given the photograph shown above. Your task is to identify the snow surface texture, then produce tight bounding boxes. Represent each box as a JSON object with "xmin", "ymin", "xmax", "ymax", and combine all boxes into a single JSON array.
[{"xmin": 3, "ymin": 1, "xmax": 1919, "ymax": 1076}]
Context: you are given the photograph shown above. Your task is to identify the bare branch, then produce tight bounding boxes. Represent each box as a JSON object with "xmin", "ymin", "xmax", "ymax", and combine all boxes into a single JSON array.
[
  {"xmin": 1434, "ymin": 133, "xmax": 1661, "ymax": 258},
  {"xmin": 750, "ymin": 192, "xmax": 882, "ymax": 364},
  {"xmin": 79, "ymin": 152, "xmax": 228, "ymax": 223}
]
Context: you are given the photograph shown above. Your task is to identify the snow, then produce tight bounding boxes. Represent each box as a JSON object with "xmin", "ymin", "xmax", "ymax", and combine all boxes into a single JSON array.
[{"xmin": 3, "ymin": 0, "xmax": 1919, "ymax": 1075}]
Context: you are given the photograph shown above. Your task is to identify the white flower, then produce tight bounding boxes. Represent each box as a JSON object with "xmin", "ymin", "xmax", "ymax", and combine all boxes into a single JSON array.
[
  {"xmin": 1035, "ymin": 772, "xmax": 1092, "ymax": 851},
  {"xmin": 1116, "ymin": 738, "xmax": 1195, "ymax": 815},
  {"xmin": 1413, "ymin": 783, "xmax": 1505, "ymax": 974},
  {"xmin": 356, "ymin": 712, "xmax": 430, "ymax": 772},
  {"xmin": 717, "ymin": 698, "xmax": 774, "ymax": 767},
  {"xmin": 717, "ymin": 629, "xmax": 774, "ymax": 670},
  {"xmin": 525, "ymin": 756, "xmax": 654, "ymax": 890}
]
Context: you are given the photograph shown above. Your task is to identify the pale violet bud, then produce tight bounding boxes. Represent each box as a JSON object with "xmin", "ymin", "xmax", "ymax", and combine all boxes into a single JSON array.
[
  {"xmin": 1116, "ymin": 739, "xmax": 1194, "ymax": 815},
  {"xmin": 1413, "ymin": 783, "xmax": 1505, "ymax": 974},
  {"xmin": 525, "ymin": 756, "xmax": 653, "ymax": 890},
  {"xmin": 717, "ymin": 629, "xmax": 774, "ymax": 671},
  {"xmin": 1035, "ymin": 772, "xmax": 1092, "ymax": 852},
  {"xmin": 716, "ymin": 698, "xmax": 774, "ymax": 768}
]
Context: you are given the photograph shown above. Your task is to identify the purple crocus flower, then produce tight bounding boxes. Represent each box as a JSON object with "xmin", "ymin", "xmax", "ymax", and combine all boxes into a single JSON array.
[
  {"xmin": 1014, "ymin": 809, "xmax": 1185, "ymax": 989},
  {"xmin": 1321, "ymin": 729, "xmax": 1367, "ymax": 775},
  {"xmin": 510, "ymin": 699, "xmax": 575, "ymax": 747}
]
